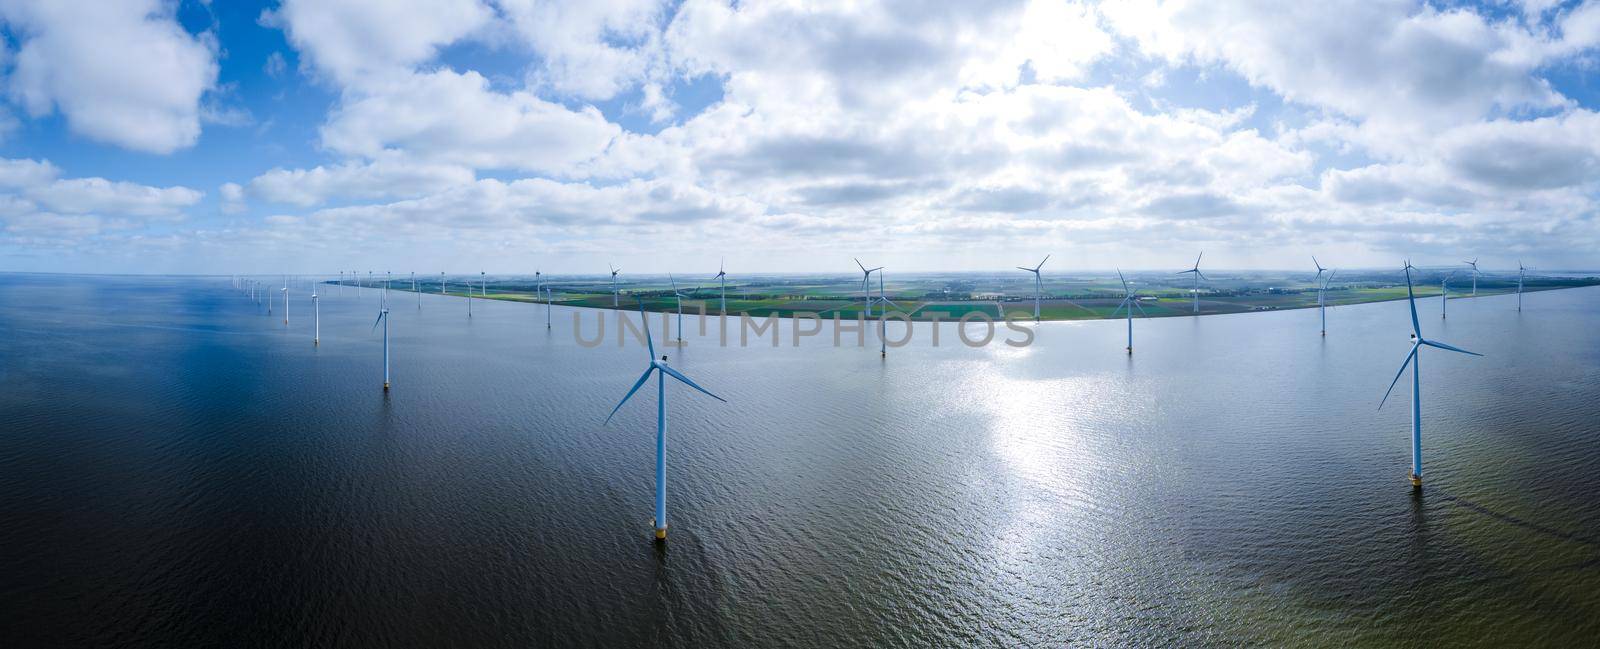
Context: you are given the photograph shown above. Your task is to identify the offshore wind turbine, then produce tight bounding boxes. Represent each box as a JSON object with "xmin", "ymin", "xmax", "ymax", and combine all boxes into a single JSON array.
[
  {"xmin": 311, "ymin": 282, "xmax": 320, "ymax": 345},
  {"xmin": 713, "ymin": 259, "xmax": 727, "ymax": 315},
  {"xmin": 854, "ymin": 258, "xmax": 882, "ymax": 318},
  {"xmin": 412, "ymin": 272, "xmax": 419, "ymax": 309},
  {"xmin": 545, "ymin": 286, "xmax": 553, "ymax": 329},
  {"xmin": 1177, "ymin": 252, "xmax": 1206, "ymax": 314},
  {"xmin": 373, "ymin": 291, "xmax": 391, "ymax": 391},
  {"xmin": 1318, "ymin": 268, "xmax": 1337, "ymax": 336},
  {"xmin": 609, "ymin": 264, "xmax": 622, "ymax": 307},
  {"xmin": 873, "ymin": 270, "xmax": 901, "ymax": 358},
  {"xmin": 669, "ymin": 274, "xmax": 698, "ymax": 342},
  {"xmin": 1110, "ymin": 269, "xmax": 1147, "ymax": 354},
  {"xmin": 1380, "ymin": 261, "xmax": 1481, "ymax": 488},
  {"xmin": 1015, "ymin": 255, "xmax": 1049, "ymax": 322},
  {"xmin": 280, "ymin": 284, "xmax": 288, "ymax": 325},
  {"xmin": 1464, "ymin": 259, "xmax": 1480, "ymax": 296},
  {"xmin": 604, "ymin": 301, "xmax": 727, "ymax": 542},
  {"xmin": 1518, "ymin": 261, "xmax": 1528, "ymax": 311},
  {"xmin": 1441, "ymin": 272, "xmax": 1453, "ymax": 319}
]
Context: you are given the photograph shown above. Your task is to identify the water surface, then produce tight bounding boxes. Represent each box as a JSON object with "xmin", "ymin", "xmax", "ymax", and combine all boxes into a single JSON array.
[{"xmin": 1, "ymin": 274, "xmax": 1597, "ymax": 646}]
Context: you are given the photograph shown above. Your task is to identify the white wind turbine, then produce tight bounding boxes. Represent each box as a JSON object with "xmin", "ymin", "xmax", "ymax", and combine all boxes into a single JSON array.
[
  {"xmin": 280, "ymin": 283, "xmax": 288, "ymax": 325},
  {"xmin": 872, "ymin": 270, "xmax": 901, "ymax": 358},
  {"xmin": 412, "ymin": 272, "xmax": 419, "ymax": 309},
  {"xmin": 713, "ymin": 259, "xmax": 728, "ymax": 315},
  {"xmin": 311, "ymin": 281, "xmax": 320, "ymax": 346},
  {"xmin": 1318, "ymin": 266, "xmax": 1336, "ymax": 336},
  {"xmin": 1464, "ymin": 258, "xmax": 1479, "ymax": 296},
  {"xmin": 373, "ymin": 290, "xmax": 391, "ymax": 391},
  {"xmin": 1015, "ymin": 255, "xmax": 1049, "ymax": 322},
  {"xmin": 1176, "ymin": 252, "xmax": 1206, "ymax": 314},
  {"xmin": 610, "ymin": 264, "xmax": 622, "ymax": 307},
  {"xmin": 1517, "ymin": 261, "xmax": 1529, "ymax": 312},
  {"xmin": 1380, "ymin": 261, "xmax": 1481, "ymax": 488},
  {"xmin": 604, "ymin": 300, "xmax": 727, "ymax": 542},
  {"xmin": 1441, "ymin": 271, "xmax": 1453, "ymax": 319},
  {"xmin": 1111, "ymin": 269, "xmax": 1147, "ymax": 354},
  {"xmin": 669, "ymin": 274, "xmax": 699, "ymax": 342},
  {"xmin": 854, "ymin": 258, "xmax": 882, "ymax": 318}
]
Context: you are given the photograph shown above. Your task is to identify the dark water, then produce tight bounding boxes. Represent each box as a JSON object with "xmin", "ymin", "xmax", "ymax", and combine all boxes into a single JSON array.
[{"xmin": 2, "ymin": 273, "xmax": 1597, "ymax": 647}]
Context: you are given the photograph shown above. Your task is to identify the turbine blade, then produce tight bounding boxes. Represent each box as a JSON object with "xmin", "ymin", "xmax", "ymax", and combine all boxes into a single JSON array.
[
  {"xmin": 670, "ymin": 273, "xmax": 678, "ymax": 292},
  {"xmin": 1117, "ymin": 268, "xmax": 1128, "ymax": 294},
  {"xmin": 1036, "ymin": 254, "xmax": 1050, "ymax": 270},
  {"xmin": 658, "ymin": 363, "xmax": 727, "ymax": 403},
  {"xmin": 1016, "ymin": 267, "xmax": 1033, "ymax": 272},
  {"xmin": 1379, "ymin": 346, "xmax": 1419, "ymax": 410},
  {"xmin": 604, "ymin": 367, "xmax": 657, "ymax": 424},
  {"xmin": 1421, "ymin": 339, "xmax": 1482, "ymax": 357},
  {"xmin": 855, "ymin": 258, "xmax": 867, "ymax": 273},
  {"xmin": 636, "ymin": 300, "xmax": 656, "ymax": 359},
  {"xmin": 1133, "ymin": 300, "xmax": 1148, "ymax": 316},
  {"xmin": 1404, "ymin": 265, "xmax": 1421, "ymax": 337},
  {"xmin": 1111, "ymin": 299, "xmax": 1127, "ymax": 317}
]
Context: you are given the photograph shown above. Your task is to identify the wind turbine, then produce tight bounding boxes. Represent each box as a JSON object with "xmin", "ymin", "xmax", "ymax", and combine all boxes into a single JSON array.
[
  {"xmin": 854, "ymin": 258, "xmax": 882, "ymax": 318},
  {"xmin": 311, "ymin": 283, "xmax": 320, "ymax": 346},
  {"xmin": 1319, "ymin": 269, "xmax": 1337, "ymax": 336},
  {"xmin": 1464, "ymin": 259, "xmax": 1479, "ymax": 296},
  {"xmin": 669, "ymin": 274, "xmax": 699, "ymax": 342},
  {"xmin": 1015, "ymin": 255, "xmax": 1049, "ymax": 322},
  {"xmin": 609, "ymin": 264, "xmax": 622, "ymax": 307},
  {"xmin": 412, "ymin": 272, "xmax": 419, "ymax": 309},
  {"xmin": 481, "ymin": 271, "xmax": 487, "ymax": 298},
  {"xmin": 373, "ymin": 291, "xmax": 391, "ymax": 391},
  {"xmin": 713, "ymin": 259, "xmax": 727, "ymax": 315},
  {"xmin": 1380, "ymin": 261, "xmax": 1481, "ymax": 488},
  {"xmin": 280, "ymin": 284, "xmax": 288, "ymax": 325},
  {"xmin": 1441, "ymin": 272, "xmax": 1453, "ymax": 319},
  {"xmin": 873, "ymin": 270, "xmax": 901, "ymax": 358},
  {"xmin": 1177, "ymin": 252, "xmax": 1206, "ymax": 314},
  {"xmin": 339, "ymin": 271, "xmax": 344, "ymax": 294},
  {"xmin": 267, "ymin": 281, "xmax": 274, "ymax": 316},
  {"xmin": 604, "ymin": 301, "xmax": 727, "ymax": 542},
  {"xmin": 1110, "ymin": 269, "xmax": 1147, "ymax": 354},
  {"xmin": 545, "ymin": 286, "xmax": 553, "ymax": 329},
  {"xmin": 1517, "ymin": 261, "xmax": 1528, "ymax": 312}
]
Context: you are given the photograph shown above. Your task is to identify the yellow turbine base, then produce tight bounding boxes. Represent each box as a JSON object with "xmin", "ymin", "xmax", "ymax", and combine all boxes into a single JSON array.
[
  {"xmin": 655, "ymin": 528, "xmax": 667, "ymax": 540},
  {"xmin": 383, "ymin": 382, "xmax": 390, "ymax": 391},
  {"xmin": 1409, "ymin": 474, "xmax": 1422, "ymax": 488}
]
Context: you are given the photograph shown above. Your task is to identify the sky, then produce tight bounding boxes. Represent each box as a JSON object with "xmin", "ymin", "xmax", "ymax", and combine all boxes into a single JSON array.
[{"xmin": 0, "ymin": 0, "xmax": 1599, "ymax": 275}]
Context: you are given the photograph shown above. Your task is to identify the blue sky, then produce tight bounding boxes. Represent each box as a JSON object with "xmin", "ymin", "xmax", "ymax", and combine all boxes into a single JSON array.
[{"xmin": 1, "ymin": 0, "xmax": 1599, "ymax": 275}]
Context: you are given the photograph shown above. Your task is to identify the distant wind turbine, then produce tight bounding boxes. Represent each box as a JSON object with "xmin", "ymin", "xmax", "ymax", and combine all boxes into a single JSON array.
[
  {"xmin": 1111, "ymin": 269, "xmax": 1147, "ymax": 354},
  {"xmin": 1517, "ymin": 261, "xmax": 1528, "ymax": 312},
  {"xmin": 873, "ymin": 270, "xmax": 901, "ymax": 358},
  {"xmin": 312, "ymin": 282, "xmax": 320, "ymax": 346},
  {"xmin": 373, "ymin": 292, "xmax": 391, "ymax": 391},
  {"xmin": 854, "ymin": 258, "xmax": 882, "ymax": 318},
  {"xmin": 1319, "ymin": 268, "xmax": 1337, "ymax": 336},
  {"xmin": 280, "ymin": 284, "xmax": 288, "ymax": 325},
  {"xmin": 1177, "ymin": 252, "xmax": 1206, "ymax": 314},
  {"xmin": 669, "ymin": 274, "xmax": 698, "ymax": 342},
  {"xmin": 605, "ymin": 300, "xmax": 727, "ymax": 542},
  {"xmin": 610, "ymin": 264, "xmax": 622, "ymax": 307},
  {"xmin": 1380, "ymin": 261, "xmax": 1481, "ymax": 488},
  {"xmin": 412, "ymin": 272, "xmax": 419, "ymax": 309},
  {"xmin": 1441, "ymin": 272, "xmax": 1453, "ymax": 319},
  {"xmin": 1464, "ymin": 258, "xmax": 1479, "ymax": 296},
  {"xmin": 1015, "ymin": 255, "xmax": 1049, "ymax": 322},
  {"xmin": 713, "ymin": 259, "xmax": 727, "ymax": 315}
]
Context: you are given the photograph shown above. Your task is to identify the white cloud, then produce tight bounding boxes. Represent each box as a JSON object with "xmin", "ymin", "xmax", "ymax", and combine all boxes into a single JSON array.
[
  {"xmin": 320, "ymin": 70, "xmax": 620, "ymax": 172},
  {"xmin": 262, "ymin": 0, "xmax": 492, "ymax": 85},
  {"xmin": 497, "ymin": 0, "xmax": 667, "ymax": 101},
  {"xmin": 26, "ymin": 177, "xmax": 202, "ymax": 218},
  {"xmin": 248, "ymin": 155, "xmax": 475, "ymax": 207},
  {"xmin": 0, "ymin": 0, "xmax": 219, "ymax": 153},
  {"xmin": 219, "ymin": 182, "xmax": 247, "ymax": 214}
]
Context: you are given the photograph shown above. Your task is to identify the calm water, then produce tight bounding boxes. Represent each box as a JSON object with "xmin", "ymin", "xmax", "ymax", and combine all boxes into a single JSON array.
[{"xmin": 2, "ymin": 273, "xmax": 1597, "ymax": 647}]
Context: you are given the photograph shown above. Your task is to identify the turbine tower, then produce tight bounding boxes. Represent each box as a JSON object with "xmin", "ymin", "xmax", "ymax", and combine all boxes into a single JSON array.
[
  {"xmin": 1380, "ymin": 261, "xmax": 1481, "ymax": 488},
  {"xmin": 1177, "ymin": 252, "xmax": 1206, "ymax": 314},
  {"xmin": 412, "ymin": 272, "xmax": 419, "ymax": 309},
  {"xmin": 280, "ymin": 285, "xmax": 288, "ymax": 325},
  {"xmin": 1441, "ymin": 272, "xmax": 1453, "ymax": 319},
  {"xmin": 854, "ymin": 258, "xmax": 882, "ymax": 318},
  {"xmin": 1464, "ymin": 258, "xmax": 1479, "ymax": 296},
  {"xmin": 1111, "ymin": 269, "xmax": 1147, "ymax": 354},
  {"xmin": 605, "ymin": 301, "xmax": 727, "ymax": 542},
  {"xmin": 1016, "ymin": 255, "xmax": 1049, "ymax": 322}
]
